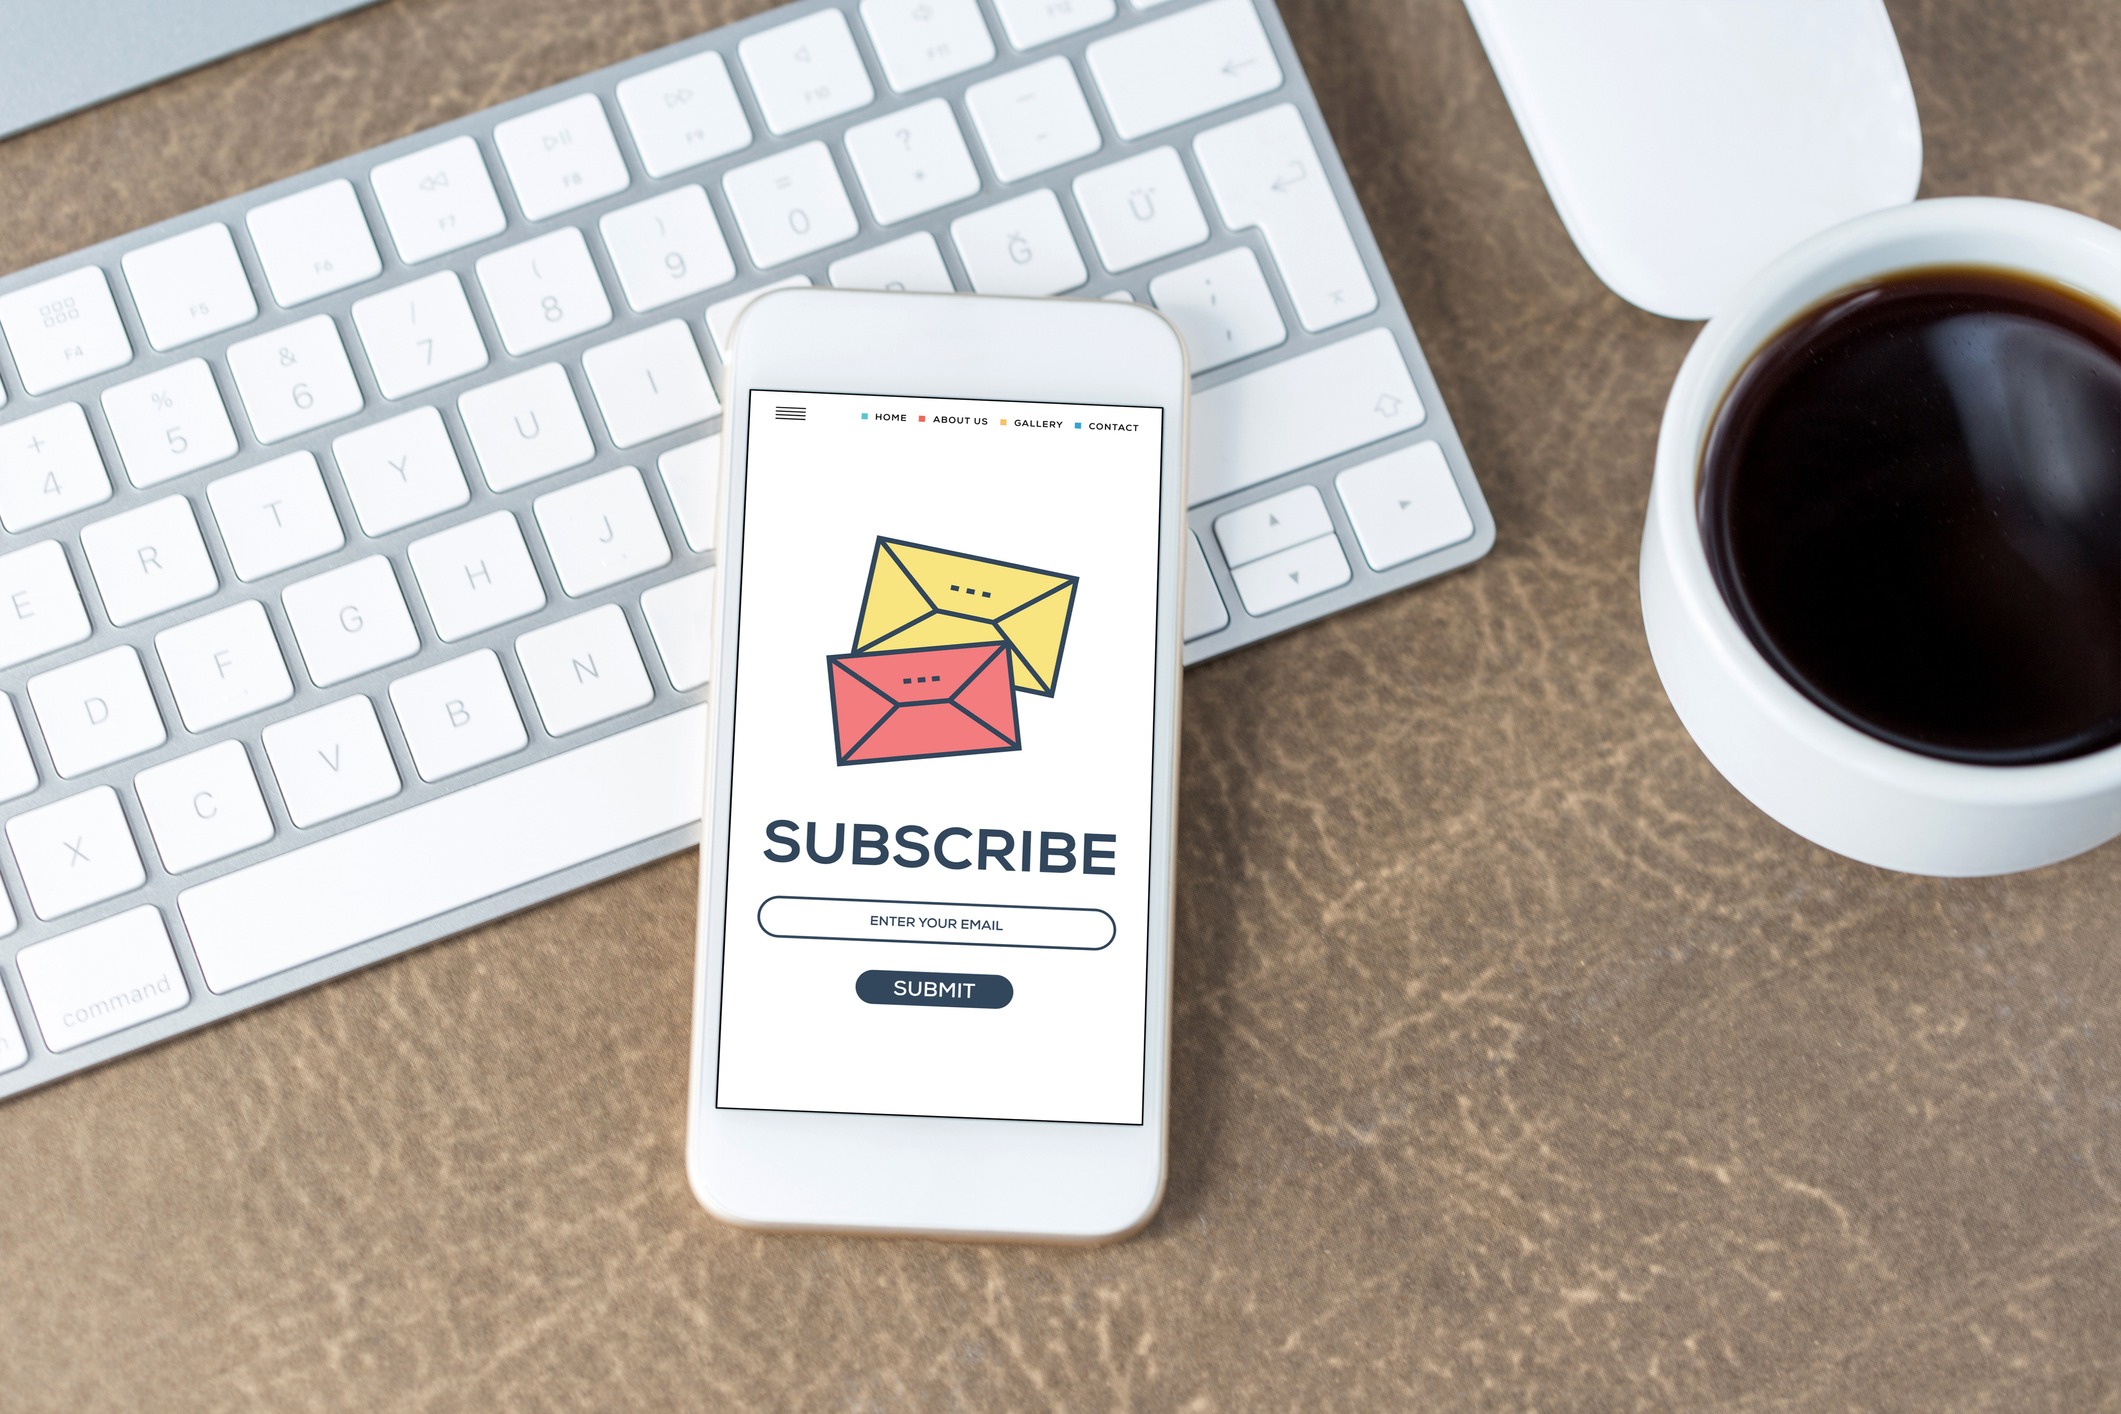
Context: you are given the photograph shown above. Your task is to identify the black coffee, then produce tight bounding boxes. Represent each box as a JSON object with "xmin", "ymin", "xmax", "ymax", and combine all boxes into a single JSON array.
[{"xmin": 1700, "ymin": 268, "xmax": 2121, "ymax": 765}]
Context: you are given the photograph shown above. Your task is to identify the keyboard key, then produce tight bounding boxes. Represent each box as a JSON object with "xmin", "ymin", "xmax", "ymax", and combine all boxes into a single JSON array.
[
  {"xmin": 516, "ymin": 603, "xmax": 654, "ymax": 736},
  {"xmin": 180, "ymin": 706, "xmax": 706, "ymax": 993},
  {"xmin": 476, "ymin": 227, "xmax": 613, "ymax": 357},
  {"xmin": 0, "ymin": 994, "xmax": 24, "ymax": 1072},
  {"xmin": 1184, "ymin": 530, "xmax": 1228, "ymax": 640},
  {"xmin": 1086, "ymin": 0, "xmax": 1282, "ymax": 140},
  {"xmin": 859, "ymin": 0, "xmax": 996, "ymax": 91},
  {"xmin": 704, "ymin": 276, "xmax": 811, "ymax": 359},
  {"xmin": 154, "ymin": 600, "xmax": 295, "ymax": 732},
  {"xmin": 1214, "ymin": 484, "xmax": 1334, "ymax": 567},
  {"xmin": 0, "ymin": 542, "xmax": 92, "ymax": 670},
  {"xmin": 100, "ymin": 359, "xmax": 239, "ymax": 487},
  {"xmin": 282, "ymin": 556, "xmax": 421, "ymax": 686},
  {"xmin": 351, "ymin": 271, "xmax": 491, "ymax": 398},
  {"xmin": 615, "ymin": 50, "xmax": 754, "ymax": 178},
  {"xmin": 0, "ymin": 691, "xmax": 38, "ymax": 802},
  {"xmin": 369, "ymin": 135, "xmax": 509, "ymax": 264},
  {"xmin": 388, "ymin": 648, "xmax": 528, "ymax": 782},
  {"xmin": 1073, "ymin": 146, "xmax": 1209, "ymax": 272},
  {"xmin": 492, "ymin": 93, "xmax": 631, "ymax": 221},
  {"xmin": 599, "ymin": 186, "xmax": 737, "ymax": 313},
  {"xmin": 7, "ymin": 787, "xmax": 146, "ymax": 920},
  {"xmin": 1148, "ymin": 246, "xmax": 1285, "ymax": 371},
  {"xmin": 722, "ymin": 142, "xmax": 860, "ymax": 269},
  {"xmin": 457, "ymin": 364, "xmax": 595, "ymax": 492},
  {"xmin": 0, "ymin": 402, "xmax": 111, "ymax": 532},
  {"xmin": 134, "ymin": 740, "xmax": 275, "ymax": 874},
  {"xmin": 331, "ymin": 408, "xmax": 470, "ymax": 537},
  {"xmin": 1195, "ymin": 104, "xmax": 1376, "ymax": 331},
  {"xmin": 1335, "ymin": 442, "xmax": 1475, "ymax": 570},
  {"xmin": 642, "ymin": 568, "xmax": 714, "ymax": 690},
  {"xmin": 964, "ymin": 57, "xmax": 1102, "ymax": 183},
  {"xmin": 28, "ymin": 646, "xmax": 167, "ymax": 777},
  {"xmin": 15, "ymin": 906, "xmax": 184, "ymax": 1049},
  {"xmin": 262, "ymin": 695, "xmax": 402, "ymax": 828},
  {"xmin": 1230, "ymin": 530, "xmax": 1350, "ymax": 616},
  {"xmin": 534, "ymin": 466, "xmax": 671, "ymax": 595},
  {"xmin": 120, "ymin": 223, "xmax": 258, "ymax": 351},
  {"xmin": 206, "ymin": 451, "xmax": 345, "ymax": 581},
  {"xmin": 951, "ymin": 189, "xmax": 1086, "ymax": 295},
  {"xmin": 245, "ymin": 179, "xmax": 384, "ymax": 307},
  {"xmin": 992, "ymin": 0, "xmax": 1116, "ymax": 50},
  {"xmin": 582, "ymin": 320, "xmax": 718, "ymax": 449},
  {"xmin": 408, "ymin": 510, "xmax": 547, "ymax": 642},
  {"xmin": 658, "ymin": 436, "xmax": 718, "ymax": 553},
  {"xmin": 0, "ymin": 267, "xmax": 133, "ymax": 395},
  {"xmin": 227, "ymin": 315, "xmax": 366, "ymax": 444},
  {"xmin": 844, "ymin": 98, "xmax": 983, "ymax": 225},
  {"xmin": 81, "ymin": 495, "xmax": 219, "ymax": 626},
  {"xmin": 1189, "ymin": 328, "xmax": 1424, "ymax": 505},
  {"xmin": 737, "ymin": 9, "xmax": 876, "ymax": 135},
  {"xmin": 828, "ymin": 232, "xmax": 955, "ymax": 292}
]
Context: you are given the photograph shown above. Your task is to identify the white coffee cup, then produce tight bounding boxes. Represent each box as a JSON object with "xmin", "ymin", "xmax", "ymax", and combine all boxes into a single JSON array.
[{"xmin": 1641, "ymin": 197, "xmax": 2121, "ymax": 876}]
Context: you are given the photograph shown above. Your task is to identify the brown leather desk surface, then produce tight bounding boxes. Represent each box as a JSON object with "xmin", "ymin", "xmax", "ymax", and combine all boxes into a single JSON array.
[{"xmin": 3, "ymin": 0, "xmax": 2119, "ymax": 1407}]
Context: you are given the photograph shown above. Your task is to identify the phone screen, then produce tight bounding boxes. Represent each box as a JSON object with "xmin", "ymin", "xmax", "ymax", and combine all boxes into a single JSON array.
[{"xmin": 716, "ymin": 388, "xmax": 1167, "ymax": 1125}]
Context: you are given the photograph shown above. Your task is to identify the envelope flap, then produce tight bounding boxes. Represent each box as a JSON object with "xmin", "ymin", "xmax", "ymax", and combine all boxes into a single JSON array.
[
  {"xmin": 833, "ymin": 642, "xmax": 1008, "ymax": 704},
  {"xmin": 994, "ymin": 582, "xmax": 1076, "ymax": 693},
  {"xmin": 853, "ymin": 541, "xmax": 938, "ymax": 652},
  {"xmin": 829, "ymin": 660, "xmax": 897, "ymax": 757},
  {"xmin": 886, "ymin": 541, "xmax": 1075, "ymax": 618}
]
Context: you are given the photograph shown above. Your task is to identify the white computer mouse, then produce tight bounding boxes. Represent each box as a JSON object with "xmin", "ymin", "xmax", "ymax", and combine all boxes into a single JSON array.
[{"xmin": 1464, "ymin": 0, "xmax": 1924, "ymax": 320}]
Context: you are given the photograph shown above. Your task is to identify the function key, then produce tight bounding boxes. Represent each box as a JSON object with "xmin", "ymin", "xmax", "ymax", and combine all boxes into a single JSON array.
[
  {"xmin": 991, "ymin": 0, "xmax": 1116, "ymax": 50},
  {"xmin": 120, "ymin": 223, "xmax": 258, "ymax": 352},
  {"xmin": 246, "ymin": 179, "xmax": 385, "ymax": 307},
  {"xmin": 0, "ymin": 267, "xmax": 133, "ymax": 396},
  {"xmin": 615, "ymin": 51, "xmax": 754, "ymax": 179},
  {"xmin": 859, "ymin": 0, "xmax": 996, "ymax": 92},
  {"xmin": 493, "ymin": 93, "xmax": 632, "ymax": 222},
  {"xmin": 737, "ymin": 9, "xmax": 876, "ymax": 136},
  {"xmin": 370, "ymin": 136, "xmax": 510, "ymax": 264}
]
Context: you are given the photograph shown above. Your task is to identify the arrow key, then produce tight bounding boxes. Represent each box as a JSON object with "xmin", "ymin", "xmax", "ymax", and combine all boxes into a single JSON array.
[
  {"xmin": 1230, "ymin": 529, "xmax": 1350, "ymax": 617},
  {"xmin": 1334, "ymin": 442, "xmax": 1476, "ymax": 571},
  {"xmin": 1214, "ymin": 484, "xmax": 1334, "ymax": 568}
]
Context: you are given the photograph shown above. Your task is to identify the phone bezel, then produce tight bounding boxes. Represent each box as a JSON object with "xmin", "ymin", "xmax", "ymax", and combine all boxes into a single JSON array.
[{"xmin": 686, "ymin": 288, "xmax": 1190, "ymax": 1242}]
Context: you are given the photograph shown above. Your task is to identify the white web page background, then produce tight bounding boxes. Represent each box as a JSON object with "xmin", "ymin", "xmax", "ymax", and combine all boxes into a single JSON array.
[{"xmin": 717, "ymin": 389, "xmax": 1165, "ymax": 1124}]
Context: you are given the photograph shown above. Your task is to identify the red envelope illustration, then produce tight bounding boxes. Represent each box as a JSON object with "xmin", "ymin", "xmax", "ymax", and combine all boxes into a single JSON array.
[{"xmin": 827, "ymin": 642, "xmax": 1022, "ymax": 766}]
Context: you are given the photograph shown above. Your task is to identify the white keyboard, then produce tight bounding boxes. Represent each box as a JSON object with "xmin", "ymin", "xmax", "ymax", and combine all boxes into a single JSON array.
[{"xmin": 0, "ymin": 0, "xmax": 1491, "ymax": 1098}]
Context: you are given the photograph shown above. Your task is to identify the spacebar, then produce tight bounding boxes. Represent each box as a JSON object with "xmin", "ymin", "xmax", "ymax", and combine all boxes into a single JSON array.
[{"xmin": 180, "ymin": 706, "xmax": 709, "ymax": 994}]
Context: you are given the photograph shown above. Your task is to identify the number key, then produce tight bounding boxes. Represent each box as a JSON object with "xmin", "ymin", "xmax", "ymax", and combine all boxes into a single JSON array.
[
  {"xmin": 721, "ymin": 141, "xmax": 859, "ymax": 269},
  {"xmin": 100, "ymin": 358, "xmax": 239, "ymax": 486},
  {"xmin": 598, "ymin": 186, "xmax": 737, "ymax": 313},
  {"xmin": 226, "ymin": 315, "xmax": 366, "ymax": 444},
  {"xmin": 351, "ymin": 271, "xmax": 491, "ymax": 399},
  {"xmin": 475, "ymin": 226, "xmax": 614, "ymax": 356}
]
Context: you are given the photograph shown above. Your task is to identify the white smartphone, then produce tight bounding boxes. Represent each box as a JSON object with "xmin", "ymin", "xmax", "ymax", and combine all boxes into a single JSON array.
[{"xmin": 686, "ymin": 289, "xmax": 1190, "ymax": 1243}]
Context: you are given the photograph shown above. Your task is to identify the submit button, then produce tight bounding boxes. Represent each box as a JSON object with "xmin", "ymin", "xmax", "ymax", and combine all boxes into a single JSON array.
[{"xmin": 857, "ymin": 970, "xmax": 1013, "ymax": 1009}]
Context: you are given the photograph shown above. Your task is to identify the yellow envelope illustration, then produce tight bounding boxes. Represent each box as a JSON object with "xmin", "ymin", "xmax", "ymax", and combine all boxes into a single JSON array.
[{"xmin": 853, "ymin": 538, "xmax": 1078, "ymax": 694}]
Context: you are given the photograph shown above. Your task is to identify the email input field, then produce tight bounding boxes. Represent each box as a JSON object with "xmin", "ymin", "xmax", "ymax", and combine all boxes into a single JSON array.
[{"xmin": 757, "ymin": 896, "xmax": 1116, "ymax": 950}]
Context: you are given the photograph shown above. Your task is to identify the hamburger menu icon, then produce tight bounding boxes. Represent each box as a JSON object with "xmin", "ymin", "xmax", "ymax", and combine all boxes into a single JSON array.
[{"xmin": 827, "ymin": 538, "xmax": 1078, "ymax": 766}]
